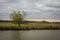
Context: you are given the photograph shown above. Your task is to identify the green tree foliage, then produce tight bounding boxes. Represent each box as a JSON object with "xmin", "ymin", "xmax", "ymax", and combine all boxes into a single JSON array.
[{"xmin": 11, "ymin": 11, "xmax": 24, "ymax": 27}]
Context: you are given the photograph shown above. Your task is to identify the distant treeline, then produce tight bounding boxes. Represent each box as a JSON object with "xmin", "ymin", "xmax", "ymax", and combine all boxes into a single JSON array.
[
  {"xmin": 0, "ymin": 20, "xmax": 60, "ymax": 24},
  {"xmin": 0, "ymin": 20, "xmax": 60, "ymax": 23}
]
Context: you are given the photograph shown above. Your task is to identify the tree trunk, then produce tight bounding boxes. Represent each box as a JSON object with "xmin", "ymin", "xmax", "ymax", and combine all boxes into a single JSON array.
[{"xmin": 18, "ymin": 23, "xmax": 20, "ymax": 27}]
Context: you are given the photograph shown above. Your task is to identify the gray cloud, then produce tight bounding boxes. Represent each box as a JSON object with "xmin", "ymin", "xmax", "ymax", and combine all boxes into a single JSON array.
[
  {"xmin": 0, "ymin": 0, "xmax": 60, "ymax": 20},
  {"xmin": 6, "ymin": 0, "xmax": 19, "ymax": 3}
]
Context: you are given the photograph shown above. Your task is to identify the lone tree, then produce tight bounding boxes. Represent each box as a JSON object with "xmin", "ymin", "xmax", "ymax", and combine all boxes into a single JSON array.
[{"xmin": 11, "ymin": 11, "xmax": 25, "ymax": 27}]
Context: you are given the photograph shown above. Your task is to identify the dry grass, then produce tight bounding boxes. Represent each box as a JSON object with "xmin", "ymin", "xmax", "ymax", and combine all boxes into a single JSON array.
[{"xmin": 0, "ymin": 22, "xmax": 60, "ymax": 29}]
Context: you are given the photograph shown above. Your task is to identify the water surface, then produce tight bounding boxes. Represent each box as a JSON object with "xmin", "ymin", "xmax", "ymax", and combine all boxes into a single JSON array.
[{"xmin": 0, "ymin": 30, "xmax": 60, "ymax": 40}]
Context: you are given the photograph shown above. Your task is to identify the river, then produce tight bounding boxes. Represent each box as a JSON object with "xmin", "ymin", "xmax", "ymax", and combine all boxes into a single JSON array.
[{"xmin": 0, "ymin": 30, "xmax": 60, "ymax": 40}]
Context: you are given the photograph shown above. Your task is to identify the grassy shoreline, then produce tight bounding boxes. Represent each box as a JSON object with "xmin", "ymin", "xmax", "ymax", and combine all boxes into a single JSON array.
[{"xmin": 0, "ymin": 21, "xmax": 60, "ymax": 30}]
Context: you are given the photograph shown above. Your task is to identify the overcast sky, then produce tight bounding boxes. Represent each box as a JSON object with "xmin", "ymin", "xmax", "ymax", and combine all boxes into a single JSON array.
[{"xmin": 0, "ymin": 0, "xmax": 60, "ymax": 20}]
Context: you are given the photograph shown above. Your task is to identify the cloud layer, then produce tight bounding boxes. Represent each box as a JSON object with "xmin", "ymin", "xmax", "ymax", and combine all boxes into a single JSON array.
[{"xmin": 0, "ymin": 0, "xmax": 60, "ymax": 20}]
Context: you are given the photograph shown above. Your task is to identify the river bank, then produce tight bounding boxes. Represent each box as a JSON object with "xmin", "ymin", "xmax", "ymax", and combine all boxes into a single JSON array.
[{"xmin": 0, "ymin": 21, "xmax": 60, "ymax": 30}]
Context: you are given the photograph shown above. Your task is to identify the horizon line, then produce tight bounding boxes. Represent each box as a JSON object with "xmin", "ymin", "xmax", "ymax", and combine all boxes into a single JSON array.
[{"xmin": 0, "ymin": 18, "xmax": 60, "ymax": 22}]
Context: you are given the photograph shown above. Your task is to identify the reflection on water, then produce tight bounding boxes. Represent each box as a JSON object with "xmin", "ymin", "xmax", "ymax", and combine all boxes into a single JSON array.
[
  {"xmin": 12, "ymin": 31, "xmax": 20, "ymax": 40},
  {"xmin": 0, "ymin": 30, "xmax": 60, "ymax": 40}
]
